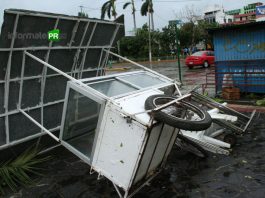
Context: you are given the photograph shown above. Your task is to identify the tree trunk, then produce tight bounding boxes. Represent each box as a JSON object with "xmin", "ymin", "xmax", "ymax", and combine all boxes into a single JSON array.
[
  {"xmin": 151, "ymin": 12, "xmax": 155, "ymax": 30},
  {"xmin": 131, "ymin": 0, "xmax": 137, "ymax": 33},
  {"xmin": 111, "ymin": 0, "xmax": 117, "ymax": 20},
  {"xmin": 148, "ymin": 11, "xmax": 152, "ymax": 68}
]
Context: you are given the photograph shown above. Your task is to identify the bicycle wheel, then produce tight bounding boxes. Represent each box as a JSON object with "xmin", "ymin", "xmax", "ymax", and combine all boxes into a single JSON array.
[{"xmin": 145, "ymin": 94, "xmax": 212, "ymax": 131}]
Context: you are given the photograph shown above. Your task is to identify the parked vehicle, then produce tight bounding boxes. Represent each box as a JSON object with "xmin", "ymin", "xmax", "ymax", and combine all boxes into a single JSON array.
[{"xmin": 185, "ymin": 51, "xmax": 215, "ymax": 69}]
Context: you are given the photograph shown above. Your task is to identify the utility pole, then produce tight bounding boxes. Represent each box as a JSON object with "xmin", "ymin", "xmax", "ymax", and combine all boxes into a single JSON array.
[
  {"xmin": 169, "ymin": 20, "xmax": 182, "ymax": 84},
  {"xmin": 148, "ymin": 5, "xmax": 152, "ymax": 68},
  {"xmin": 79, "ymin": 6, "xmax": 84, "ymax": 14},
  {"xmin": 175, "ymin": 23, "xmax": 182, "ymax": 84}
]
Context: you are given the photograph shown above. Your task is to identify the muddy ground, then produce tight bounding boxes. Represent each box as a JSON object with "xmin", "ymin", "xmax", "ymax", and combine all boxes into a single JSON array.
[{"xmin": 6, "ymin": 61, "xmax": 265, "ymax": 198}]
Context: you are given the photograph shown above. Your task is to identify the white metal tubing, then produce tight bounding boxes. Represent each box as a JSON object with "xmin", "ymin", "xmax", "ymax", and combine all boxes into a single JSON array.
[
  {"xmin": 104, "ymin": 49, "xmax": 177, "ymax": 84},
  {"xmin": 202, "ymin": 135, "xmax": 231, "ymax": 149},
  {"xmin": 18, "ymin": 51, "xmax": 26, "ymax": 108},
  {"xmin": 40, "ymin": 17, "xmax": 60, "ymax": 132},
  {"xmin": 0, "ymin": 45, "xmax": 113, "ymax": 52},
  {"xmin": 174, "ymin": 83, "xmax": 182, "ymax": 96},
  {"xmin": 4, "ymin": 14, "xmax": 19, "ymax": 144},
  {"xmin": 113, "ymin": 183, "xmax": 123, "ymax": 198},
  {"xmin": 69, "ymin": 20, "xmax": 80, "ymax": 47},
  {"xmin": 96, "ymin": 49, "xmax": 104, "ymax": 76},
  {"xmin": 0, "ymin": 99, "xmax": 65, "ymax": 118},
  {"xmin": 100, "ymin": 25, "xmax": 121, "ymax": 76},
  {"xmin": 70, "ymin": 21, "xmax": 90, "ymax": 77},
  {"xmin": 19, "ymin": 109, "xmax": 60, "ymax": 142},
  {"xmin": 209, "ymin": 129, "xmax": 225, "ymax": 138},
  {"xmin": 0, "ymin": 68, "xmax": 100, "ymax": 84},
  {"xmin": 79, "ymin": 22, "xmax": 98, "ymax": 79},
  {"xmin": 244, "ymin": 109, "xmax": 256, "ymax": 132},
  {"xmin": 24, "ymin": 51, "xmax": 109, "ymax": 100},
  {"xmin": 153, "ymin": 93, "xmax": 191, "ymax": 111},
  {"xmin": 100, "ymin": 50, "xmax": 110, "ymax": 76},
  {"xmin": 115, "ymin": 77, "xmax": 142, "ymax": 90},
  {"xmin": 26, "ymin": 51, "xmax": 82, "ymax": 82},
  {"xmin": 37, "ymin": 144, "xmax": 61, "ymax": 155},
  {"xmin": 0, "ymin": 126, "xmax": 60, "ymax": 151},
  {"xmin": 81, "ymin": 70, "xmax": 144, "ymax": 83},
  {"xmin": 5, "ymin": 10, "xmax": 124, "ymax": 26},
  {"xmin": 97, "ymin": 24, "xmax": 120, "ymax": 77},
  {"xmin": 79, "ymin": 21, "xmax": 90, "ymax": 46}
]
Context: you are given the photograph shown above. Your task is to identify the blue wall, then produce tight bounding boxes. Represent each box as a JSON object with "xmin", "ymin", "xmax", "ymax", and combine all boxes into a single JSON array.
[
  {"xmin": 213, "ymin": 27, "xmax": 265, "ymax": 61},
  {"xmin": 213, "ymin": 24, "xmax": 265, "ymax": 93}
]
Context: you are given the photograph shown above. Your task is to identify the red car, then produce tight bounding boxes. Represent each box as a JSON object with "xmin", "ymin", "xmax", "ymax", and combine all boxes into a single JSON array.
[{"xmin": 185, "ymin": 51, "xmax": 215, "ymax": 69}]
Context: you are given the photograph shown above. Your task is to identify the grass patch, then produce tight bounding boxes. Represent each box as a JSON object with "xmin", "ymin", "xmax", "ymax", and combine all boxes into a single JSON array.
[{"xmin": 256, "ymin": 98, "xmax": 265, "ymax": 107}]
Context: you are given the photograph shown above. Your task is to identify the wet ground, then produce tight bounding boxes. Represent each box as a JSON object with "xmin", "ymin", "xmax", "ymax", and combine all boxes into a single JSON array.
[
  {"xmin": 5, "ymin": 61, "xmax": 265, "ymax": 198},
  {"xmin": 110, "ymin": 60, "xmax": 212, "ymax": 87},
  {"xmin": 7, "ymin": 112, "xmax": 265, "ymax": 198},
  {"xmin": 108, "ymin": 60, "xmax": 214, "ymax": 95}
]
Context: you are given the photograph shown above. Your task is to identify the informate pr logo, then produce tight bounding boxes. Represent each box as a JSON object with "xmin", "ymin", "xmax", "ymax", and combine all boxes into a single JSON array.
[{"xmin": 48, "ymin": 29, "xmax": 60, "ymax": 41}]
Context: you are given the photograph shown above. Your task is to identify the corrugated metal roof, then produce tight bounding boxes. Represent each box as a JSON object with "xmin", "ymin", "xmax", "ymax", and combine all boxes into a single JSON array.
[{"xmin": 208, "ymin": 21, "xmax": 265, "ymax": 33}]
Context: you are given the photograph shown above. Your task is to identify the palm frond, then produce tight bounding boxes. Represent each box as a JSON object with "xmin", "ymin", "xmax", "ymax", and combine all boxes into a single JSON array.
[
  {"xmin": 101, "ymin": 1, "xmax": 111, "ymax": 19},
  {"xmin": 107, "ymin": 4, "xmax": 112, "ymax": 19},
  {"xmin": 123, "ymin": 2, "xmax": 131, "ymax": 9},
  {"xmin": 0, "ymin": 146, "xmax": 51, "ymax": 195},
  {"xmin": 141, "ymin": 2, "xmax": 149, "ymax": 16}
]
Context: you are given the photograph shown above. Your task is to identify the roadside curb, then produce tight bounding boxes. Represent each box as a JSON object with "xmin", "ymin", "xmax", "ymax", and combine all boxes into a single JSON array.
[
  {"xmin": 113, "ymin": 59, "xmax": 185, "ymax": 66},
  {"xmin": 227, "ymin": 104, "xmax": 265, "ymax": 113}
]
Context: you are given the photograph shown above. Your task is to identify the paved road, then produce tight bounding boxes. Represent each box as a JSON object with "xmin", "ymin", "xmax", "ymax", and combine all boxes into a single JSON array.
[{"xmin": 109, "ymin": 60, "xmax": 214, "ymax": 93}]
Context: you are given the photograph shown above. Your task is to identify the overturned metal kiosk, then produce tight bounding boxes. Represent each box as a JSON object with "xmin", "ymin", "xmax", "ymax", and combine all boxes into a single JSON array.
[{"xmin": 0, "ymin": 9, "xmax": 256, "ymax": 198}]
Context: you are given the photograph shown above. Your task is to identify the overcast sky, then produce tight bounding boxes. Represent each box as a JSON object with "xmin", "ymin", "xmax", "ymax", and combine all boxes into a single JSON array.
[{"xmin": 1, "ymin": 0, "xmax": 265, "ymax": 34}]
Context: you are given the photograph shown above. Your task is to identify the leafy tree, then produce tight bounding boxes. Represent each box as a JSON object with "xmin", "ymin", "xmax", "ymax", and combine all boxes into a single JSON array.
[
  {"xmin": 123, "ymin": 0, "xmax": 137, "ymax": 32},
  {"xmin": 160, "ymin": 24, "xmax": 176, "ymax": 54},
  {"xmin": 119, "ymin": 20, "xmax": 218, "ymax": 60},
  {"xmin": 78, "ymin": 12, "xmax": 89, "ymax": 18},
  {"xmin": 120, "ymin": 24, "xmax": 161, "ymax": 59},
  {"xmin": 101, "ymin": 0, "xmax": 117, "ymax": 19},
  {"xmin": 196, "ymin": 20, "xmax": 219, "ymax": 49}
]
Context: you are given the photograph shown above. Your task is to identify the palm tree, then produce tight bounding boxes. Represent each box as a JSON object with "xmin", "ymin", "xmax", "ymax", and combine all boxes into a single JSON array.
[
  {"xmin": 141, "ymin": 0, "xmax": 154, "ymax": 30},
  {"xmin": 0, "ymin": 146, "xmax": 51, "ymax": 194},
  {"xmin": 123, "ymin": 0, "xmax": 137, "ymax": 32},
  {"xmin": 101, "ymin": 0, "xmax": 117, "ymax": 20}
]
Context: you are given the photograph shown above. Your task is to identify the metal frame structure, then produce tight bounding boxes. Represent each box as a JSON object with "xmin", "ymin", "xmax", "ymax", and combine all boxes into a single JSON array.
[
  {"xmin": 202, "ymin": 59, "xmax": 265, "ymax": 94},
  {"xmin": 0, "ymin": 9, "xmax": 124, "ymax": 150}
]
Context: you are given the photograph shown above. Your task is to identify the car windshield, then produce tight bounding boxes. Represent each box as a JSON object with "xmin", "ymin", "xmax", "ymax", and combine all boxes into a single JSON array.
[{"xmin": 192, "ymin": 51, "xmax": 204, "ymax": 56}]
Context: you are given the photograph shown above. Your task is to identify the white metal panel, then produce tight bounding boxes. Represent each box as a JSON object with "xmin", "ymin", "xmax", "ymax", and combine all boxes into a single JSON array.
[
  {"xmin": 148, "ymin": 124, "xmax": 176, "ymax": 173},
  {"xmin": 133, "ymin": 124, "xmax": 163, "ymax": 184},
  {"xmin": 92, "ymin": 104, "xmax": 147, "ymax": 190},
  {"xmin": 115, "ymin": 89, "xmax": 163, "ymax": 125}
]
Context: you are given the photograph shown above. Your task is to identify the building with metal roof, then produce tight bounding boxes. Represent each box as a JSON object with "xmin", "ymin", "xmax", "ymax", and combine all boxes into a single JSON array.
[{"xmin": 209, "ymin": 21, "xmax": 265, "ymax": 93}]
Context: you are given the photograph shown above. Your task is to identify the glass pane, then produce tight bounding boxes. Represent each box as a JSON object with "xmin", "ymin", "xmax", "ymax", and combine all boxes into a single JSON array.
[
  {"xmin": 62, "ymin": 89, "xmax": 100, "ymax": 159},
  {"xmin": 89, "ymin": 80, "xmax": 137, "ymax": 97},
  {"xmin": 120, "ymin": 73, "xmax": 165, "ymax": 88}
]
